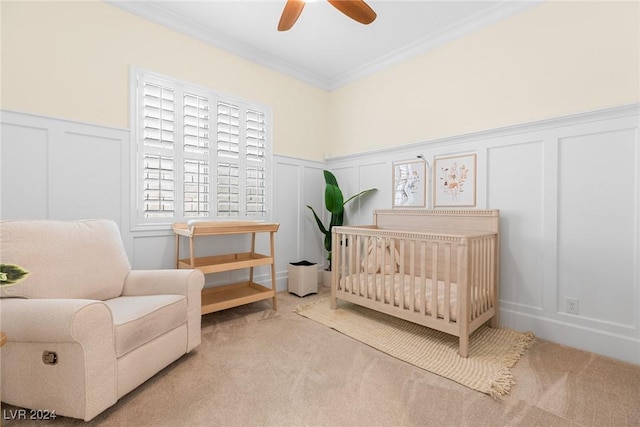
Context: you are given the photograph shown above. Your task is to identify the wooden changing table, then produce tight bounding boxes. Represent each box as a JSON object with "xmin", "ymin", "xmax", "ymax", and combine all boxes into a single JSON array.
[{"xmin": 173, "ymin": 221, "xmax": 279, "ymax": 315}]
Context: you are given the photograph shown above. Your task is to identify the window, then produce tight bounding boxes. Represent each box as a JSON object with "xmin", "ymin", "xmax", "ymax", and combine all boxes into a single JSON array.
[{"xmin": 132, "ymin": 69, "xmax": 272, "ymax": 228}]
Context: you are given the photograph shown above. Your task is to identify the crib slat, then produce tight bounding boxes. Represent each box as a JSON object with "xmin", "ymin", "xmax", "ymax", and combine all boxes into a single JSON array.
[
  {"xmin": 373, "ymin": 237, "xmax": 379, "ymax": 303},
  {"xmin": 431, "ymin": 242, "xmax": 438, "ymax": 319},
  {"xmin": 364, "ymin": 236, "xmax": 368, "ymax": 298},
  {"xmin": 364, "ymin": 236, "xmax": 370, "ymax": 299},
  {"xmin": 472, "ymin": 240, "xmax": 478, "ymax": 319},
  {"xmin": 420, "ymin": 241, "xmax": 426, "ymax": 316},
  {"xmin": 483, "ymin": 238, "xmax": 489, "ymax": 313},
  {"xmin": 399, "ymin": 239, "xmax": 405, "ymax": 310},
  {"xmin": 409, "ymin": 240, "xmax": 415, "ymax": 313},
  {"xmin": 355, "ymin": 234, "xmax": 361, "ymax": 298},
  {"xmin": 340, "ymin": 234, "xmax": 349, "ymax": 293},
  {"xmin": 479, "ymin": 239, "xmax": 484, "ymax": 318},
  {"xmin": 482, "ymin": 239, "xmax": 487, "ymax": 313},
  {"xmin": 458, "ymin": 242, "xmax": 470, "ymax": 354},
  {"xmin": 387, "ymin": 238, "xmax": 394, "ymax": 307},
  {"xmin": 489, "ymin": 237, "xmax": 495, "ymax": 309},
  {"xmin": 331, "ymin": 230, "xmax": 339, "ymax": 309},
  {"xmin": 444, "ymin": 243, "xmax": 451, "ymax": 323},
  {"xmin": 480, "ymin": 239, "xmax": 485, "ymax": 316}
]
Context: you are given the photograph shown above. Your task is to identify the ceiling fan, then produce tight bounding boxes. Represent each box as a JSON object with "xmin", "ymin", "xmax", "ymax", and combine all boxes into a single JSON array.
[{"xmin": 278, "ymin": 0, "xmax": 377, "ymax": 31}]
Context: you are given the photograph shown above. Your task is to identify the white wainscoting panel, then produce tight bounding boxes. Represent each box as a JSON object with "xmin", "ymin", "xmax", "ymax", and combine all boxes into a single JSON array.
[
  {"xmin": 487, "ymin": 140, "xmax": 545, "ymax": 311},
  {"xmin": 0, "ymin": 111, "xmax": 131, "ymax": 255},
  {"xmin": 49, "ymin": 131, "xmax": 123, "ymax": 222},
  {"xmin": 133, "ymin": 232, "xmax": 176, "ymax": 270},
  {"xmin": 1, "ymin": 123, "xmax": 49, "ymax": 218},
  {"xmin": 557, "ymin": 128, "xmax": 637, "ymax": 328}
]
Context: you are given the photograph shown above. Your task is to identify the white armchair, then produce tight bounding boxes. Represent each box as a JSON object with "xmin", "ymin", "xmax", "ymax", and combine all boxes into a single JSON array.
[{"xmin": 0, "ymin": 219, "xmax": 204, "ymax": 421}]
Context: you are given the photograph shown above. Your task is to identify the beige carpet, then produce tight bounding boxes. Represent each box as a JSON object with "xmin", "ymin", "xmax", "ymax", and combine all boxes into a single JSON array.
[
  {"xmin": 3, "ymin": 288, "xmax": 639, "ymax": 426},
  {"xmin": 296, "ymin": 298, "xmax": 533, "ymax": 397}
]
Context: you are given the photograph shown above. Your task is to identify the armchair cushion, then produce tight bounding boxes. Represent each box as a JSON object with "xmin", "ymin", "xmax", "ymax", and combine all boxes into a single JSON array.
[{"xmin": 103, "ymin": 295, "xmax": 187, "ymax": 357}]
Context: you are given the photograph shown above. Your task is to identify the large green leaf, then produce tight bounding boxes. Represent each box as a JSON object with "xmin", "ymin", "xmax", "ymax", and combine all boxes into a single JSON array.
[
  {"xmin": 0, "ymin": 264, "xmax": 30, "ymax": 286},
  {"xmin": 306, "ymin": 205, "xmax": 328, "ymax": 236},
  {"xmin": 344, "ymin": 188, "xmax": 377, "ymax": 206},
  {"xmin": 325, "ymin": 183, "xmax": 344, "ymax": 215},
  {"xmin": 323, "ymin": 170, "xmax": 339, "ymax": 186}
]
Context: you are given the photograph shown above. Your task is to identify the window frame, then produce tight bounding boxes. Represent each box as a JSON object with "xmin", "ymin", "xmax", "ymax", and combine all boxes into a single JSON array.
[{"xmin": 129, "ymin": 67, "xmax": 273, "ymax": 231}]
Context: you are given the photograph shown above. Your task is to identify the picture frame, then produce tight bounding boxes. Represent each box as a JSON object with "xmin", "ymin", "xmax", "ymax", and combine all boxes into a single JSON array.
[
  {"xmin": 434, "ymin": 153, "xmax": 477, "ymax": 207},
  {"xmin": 392, "ymin": 159, "xmax": 426, "ymax": 208}
]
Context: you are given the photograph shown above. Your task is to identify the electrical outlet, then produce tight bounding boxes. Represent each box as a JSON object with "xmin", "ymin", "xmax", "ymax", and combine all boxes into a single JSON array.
[{"xmin": 565, "ymin": 298, "xmax": 579, "ymax": 315}]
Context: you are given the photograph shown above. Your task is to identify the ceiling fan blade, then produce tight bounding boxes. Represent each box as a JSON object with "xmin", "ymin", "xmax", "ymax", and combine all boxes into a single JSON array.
[
  {"xmin": 278, "ymin": 0, "xmax": 306, "ymax": 31},
  {"xmin": 327, "ymin": 0, "xmax": 377, "ymax": 25}
]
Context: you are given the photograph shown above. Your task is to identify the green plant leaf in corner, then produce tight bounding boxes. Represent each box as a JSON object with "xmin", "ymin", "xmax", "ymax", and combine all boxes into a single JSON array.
[
  {"xmin": 0, "ymin": 264, "xmax": 30, "ymax": 286},
  {"xmin": 306, "ymin": 205, "xmax": 328, "ymax": 236},
  {"xmin": 325, "ymin": 183, "xmax": 344, "ymax": 214},
  {"xmin": 344, "ymin": 188, "xmax": 377, "ymax": 206}
]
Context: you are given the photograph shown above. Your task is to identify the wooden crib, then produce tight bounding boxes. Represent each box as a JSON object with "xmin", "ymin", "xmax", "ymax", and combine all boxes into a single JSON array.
[{"xmin": 330, "ymin": 209, "xmax": 500, "ymax": 357}]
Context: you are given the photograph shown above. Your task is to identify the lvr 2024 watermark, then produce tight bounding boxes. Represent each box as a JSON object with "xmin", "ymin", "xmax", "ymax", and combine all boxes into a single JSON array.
[{"xmin": 3, "ymin": 408, "xmax": 57, "ymax": 420}]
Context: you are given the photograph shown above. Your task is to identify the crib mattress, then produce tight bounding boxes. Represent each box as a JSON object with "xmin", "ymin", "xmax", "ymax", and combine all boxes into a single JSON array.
[{"xmin": 339, "ymin": 274, "xmax": 460, "ymax": 321}]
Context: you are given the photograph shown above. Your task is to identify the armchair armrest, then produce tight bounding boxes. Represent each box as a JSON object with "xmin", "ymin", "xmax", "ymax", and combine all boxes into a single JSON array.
[
  {"xmin": 121, "ymin": 269, "xmax": 204, "ymax": 297},
  {"xmin": 0, "ymin": 298, "xmax": 117, "ymax": 420},
  {"xmin": 0, "ymin": 298, "xmax": 113, "ymax": 343},
  {"xmin": 122, "ymin": 269, "xmax": 204, "ymax": 352}
]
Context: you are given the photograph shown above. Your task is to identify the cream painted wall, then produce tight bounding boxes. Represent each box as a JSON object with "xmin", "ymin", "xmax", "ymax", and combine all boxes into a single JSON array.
[
  {"xmin": 0, "ymin": 0, "xmax": 329, "ymax": 161},
  {"xmin": 327, "ymin": 1, "xmax": 640, "ymax": 157},
  {"xmin": 2, "ymin": 1, "xmax": 638, "ymax": 160}
]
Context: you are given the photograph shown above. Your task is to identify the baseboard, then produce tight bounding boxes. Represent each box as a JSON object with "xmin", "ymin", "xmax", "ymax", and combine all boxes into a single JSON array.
[{"xmin": 500, "ymin": 308, "xmax": 640, "ymax": 365}]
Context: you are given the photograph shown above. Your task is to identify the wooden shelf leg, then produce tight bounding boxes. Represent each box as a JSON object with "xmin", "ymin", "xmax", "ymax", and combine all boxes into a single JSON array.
[
  {"xmin": 189, "ymin": 235, "xmax": 195, "ymax": 268},
  {"xmin": 175, "ymin": 233, "xmax": 180, "ymax": 268},
  {"xmin": 270, "ymin": 230, "xmax": 277, "ymax": 311}
]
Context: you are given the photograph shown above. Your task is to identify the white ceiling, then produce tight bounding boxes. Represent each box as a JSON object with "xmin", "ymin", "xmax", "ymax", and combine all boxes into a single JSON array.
[{"xmin": 109, "ymin": 0, "xmax": 539, "ymax": 90}]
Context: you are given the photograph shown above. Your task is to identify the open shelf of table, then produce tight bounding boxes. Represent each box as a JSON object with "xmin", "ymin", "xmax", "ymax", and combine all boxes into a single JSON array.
[
  {"xmin": 173, "ymin": 221, "xmax": 279, "ymax": 315},
  {"xmin": 200, "ymin": 281, "xmax": 275, "ymax": 315}
]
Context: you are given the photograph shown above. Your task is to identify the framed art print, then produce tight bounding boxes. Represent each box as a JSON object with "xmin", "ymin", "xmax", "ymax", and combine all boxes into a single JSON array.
[
  {"xmin": 392, "ymin": 159, "xmax": 426, "ymax": 208},
  {"xmin": 434, "ymin": 153, "xmax": 476, "ymax": 207}
]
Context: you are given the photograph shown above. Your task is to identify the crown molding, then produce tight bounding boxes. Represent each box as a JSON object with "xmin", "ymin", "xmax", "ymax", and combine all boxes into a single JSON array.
[
  {"xmin": 107, "ymin": 1, "xmax": 333, "ymax": 89},
  {"xmin": 107, "ymin": 0, "xmax": 540, "ymax": 92},
  {"xmin": 328, "ymin": 0, "xmax": 541, "ymax": 90}
]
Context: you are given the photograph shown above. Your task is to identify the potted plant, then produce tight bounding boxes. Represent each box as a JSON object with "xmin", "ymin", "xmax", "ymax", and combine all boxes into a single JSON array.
[{"xmin": 307, "ymin": 170, "xmax": 376, "ymax": 284}]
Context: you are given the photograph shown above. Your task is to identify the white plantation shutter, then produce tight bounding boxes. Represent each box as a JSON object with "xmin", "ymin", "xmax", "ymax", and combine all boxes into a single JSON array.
[
  {"xmin": 245, "ymin": 109, "xmax": 267, "ymax": 216},
  {"xmin": 134, "ymin": 69, "xmax": 272, "ymax": 226},
  {"xmin": 217, "ymin": 102, "xmax": 241, "ymax": 217},
  {"xmin": 183, "ymin": 93, "xmax": 211, "ymax": 218},
  {"xmin": 141, "ymin": 79, "xmax": 176, "ymax": 218}
]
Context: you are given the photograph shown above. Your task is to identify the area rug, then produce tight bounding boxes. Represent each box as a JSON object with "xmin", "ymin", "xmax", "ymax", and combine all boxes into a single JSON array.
[{"xmin": 295, "ymin": 298, "xmax": 534, "ymax": 397}]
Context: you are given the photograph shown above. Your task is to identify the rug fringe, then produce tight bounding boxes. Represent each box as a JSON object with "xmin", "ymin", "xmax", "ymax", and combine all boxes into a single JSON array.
[
  {"xmin": 489, "ymin": 331, "xmax": 535, "ymax": 397},
  {"xmin": 504, "ymin": 332, "xmax": 535, "ymax": 368},
  {"xmin": 294, "ymin": 297, "xmax": 329, "ymax": 314},
  {"xmin": 488, "ymin": 367, "xmax": 516, "ymax": 398}
]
